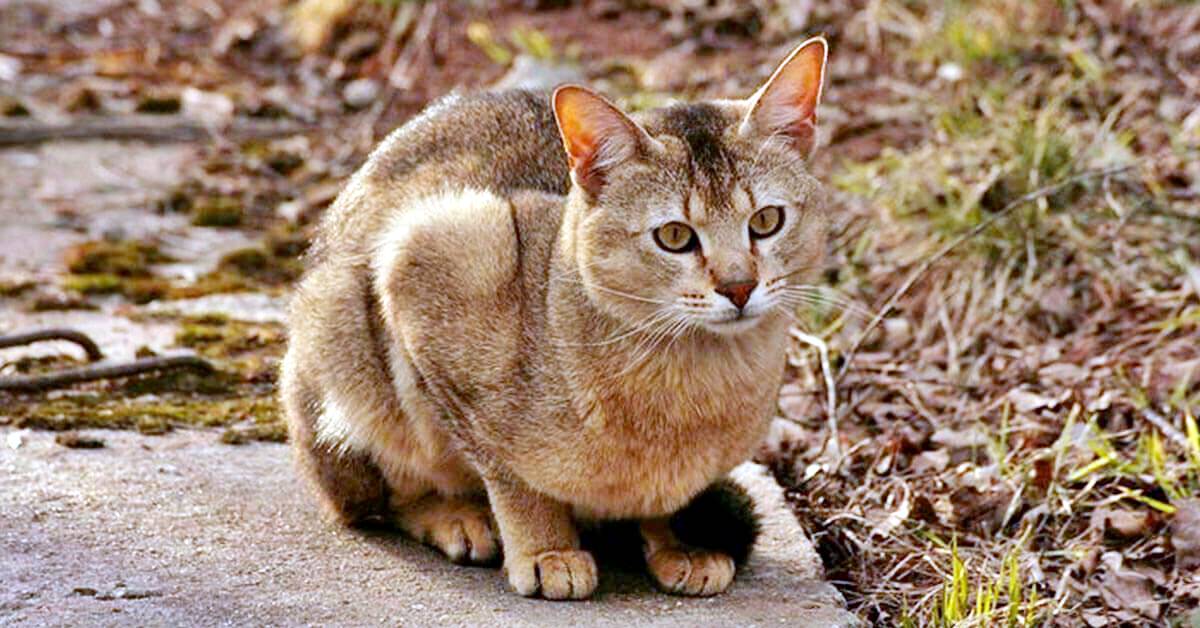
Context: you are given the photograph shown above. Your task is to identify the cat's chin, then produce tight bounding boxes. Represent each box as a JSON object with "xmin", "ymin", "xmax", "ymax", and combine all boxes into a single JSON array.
[{"xmin": 701, "ymin": 314, "xmax": 765, "ymax": 336}]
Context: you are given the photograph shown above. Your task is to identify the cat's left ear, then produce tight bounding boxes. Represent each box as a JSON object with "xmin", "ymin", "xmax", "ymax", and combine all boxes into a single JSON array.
[
  {"xmin": 740, "ymin": 36, "xmax": 828, "ymax": 156},
  {"xmin": 554, "ymin": 85, "xmax": 658, "ymax": 195}
]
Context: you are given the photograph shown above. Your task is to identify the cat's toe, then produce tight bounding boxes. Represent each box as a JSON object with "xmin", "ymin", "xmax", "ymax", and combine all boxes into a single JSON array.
[
  {"xmin": 506, "ymin": 549, "xmax": 598, "ymax": 600},
  {"xmin": 647, "ymin": 548, "xmax": 735, "ymax": 597},
  {"xmin": 398, "ymin": 499, "xmax": 499, "ymax": 565},
  {"xmin": 429, "ymin": 511, "xmax": 499, "ymax": 565}
]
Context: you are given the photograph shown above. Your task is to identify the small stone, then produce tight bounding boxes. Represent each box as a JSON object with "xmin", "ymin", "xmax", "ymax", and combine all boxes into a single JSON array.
[
  {"xmin": 72, "ymin": 587, "xmax": 98, "ymax": 597},
  {"xmin": 937, "ymin": 62, "xmax": 963, "ymax": 82},
  {"xmin": 0, "ymin": 54, "xmax": 22, "ymax": 82},
  {"xmin": 117, "ymin": 587, "xmax": 162, "ymax": 600},
  {"xmin": 276, "ymin": 199, "xmax": 305, "ymax": 224},
  {"xmin": 181, "ymin": 87, "xmax": 234, "ymax": 127},
  {"xmin": 492, "ymin": 55, "xmax": 585, "ymax": 91},
  {"xmin": 55, "ymin": 432, "xmax": 106, "ymax": 449},
  {"xmin": 342, "ymin": 78, "xmax": 380, "ymax": 109}
]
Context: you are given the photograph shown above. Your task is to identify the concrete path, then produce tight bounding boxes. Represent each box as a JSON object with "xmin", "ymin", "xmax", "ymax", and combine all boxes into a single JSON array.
[{"xmin": 0, "ymin": 428, "xmax": 858, "ymax": 627}]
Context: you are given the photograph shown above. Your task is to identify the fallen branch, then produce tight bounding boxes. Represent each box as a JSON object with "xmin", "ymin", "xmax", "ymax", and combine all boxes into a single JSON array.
[
  {"xmin": 1141, "ymin": 407, "xmax": 1191, "ymax": 449},
  {"xmin": 0, "ymin": 329, "xmax": 103, "ymax": 361},
  {"xmin": 0, "ymin": 356, "xmax": 215, "ymax": 393},
  {"xmin": 0, "ymin": 114, "xmax": 311, "ymax": 146},
  {"xmin": 835, "ymin": 163, "xmax": 1138, "ymax": 384}
]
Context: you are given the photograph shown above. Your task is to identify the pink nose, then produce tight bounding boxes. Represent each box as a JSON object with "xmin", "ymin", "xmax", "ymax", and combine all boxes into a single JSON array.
[{"xmin": 715, "ymin": 280, "xmax": 757, "ymax": 309}]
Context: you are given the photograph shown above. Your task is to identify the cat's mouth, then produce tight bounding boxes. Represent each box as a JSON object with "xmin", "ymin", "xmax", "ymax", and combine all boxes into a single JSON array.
[{"xmin": 703, "ymin": 312, "xmax": 763, "ymax": 334}]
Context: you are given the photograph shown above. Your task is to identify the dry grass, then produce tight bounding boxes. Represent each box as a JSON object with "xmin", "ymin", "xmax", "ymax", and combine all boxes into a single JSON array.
[{"xmin": 744, "ymin": 1, "xmax": 1200, "ymax": 624}]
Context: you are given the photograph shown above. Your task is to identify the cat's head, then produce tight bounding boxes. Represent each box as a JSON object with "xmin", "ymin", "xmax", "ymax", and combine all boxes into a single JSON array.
[{"xmin": 553, "ymin": 37, "xmax": 830, "ymax": 336}]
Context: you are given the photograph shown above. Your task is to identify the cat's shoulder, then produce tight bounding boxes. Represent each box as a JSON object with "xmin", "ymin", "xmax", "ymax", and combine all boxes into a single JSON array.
[
  {"xmin": 373, "ymin": 187, "xmax": 522, "ymax": 304},
  {"xmin": 362, "ymin": 89, "xmax": 558, "ymax": 181}
]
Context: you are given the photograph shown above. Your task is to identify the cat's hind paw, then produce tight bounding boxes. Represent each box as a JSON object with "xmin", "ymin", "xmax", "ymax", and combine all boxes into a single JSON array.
[
  {"xmin": 646, "ymin": 548, "xmax": 735, "ymax": 597},
  {"xmin": 394, "ymin": 496, "xmax": 500, "ymax": 565}
]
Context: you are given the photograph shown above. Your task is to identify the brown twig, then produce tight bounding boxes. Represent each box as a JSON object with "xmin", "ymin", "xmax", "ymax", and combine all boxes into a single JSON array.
[
  {"xmin": 0, "ymin": 115, "xmax": 312, "ymax": 147},
  {"xmin": 0, "ymin": 356, "xmax": 215, "ymax": 393},
  {"xmin": 0, "ymin": 329, "xmax": 103, "ymax": 361},
  {"xmin": 835, "ymin": 162, "xmax": 1138, "ymax": 385}
]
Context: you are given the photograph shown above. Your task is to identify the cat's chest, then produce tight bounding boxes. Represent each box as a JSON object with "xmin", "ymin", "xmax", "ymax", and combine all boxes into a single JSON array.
[
  {"xmin": 565, "ymin": 389, "xmax": 772, "ymax": 519},
  {"xmin": 520, "ymin": 345, "xmax": 783, "ymax": 518}
]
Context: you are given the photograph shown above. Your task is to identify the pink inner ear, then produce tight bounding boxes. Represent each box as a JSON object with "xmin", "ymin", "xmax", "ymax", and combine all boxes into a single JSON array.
[
  {"xmin": 782, "ymin": 43, "xmax": 825, "ymax": 122},
  {"xmin": 750, "ymin": 39, "xmax": 827, "ymax": 150},
  {"xmin": 554, "ymin": 86, "xmax": 642, "ymax": 194}
]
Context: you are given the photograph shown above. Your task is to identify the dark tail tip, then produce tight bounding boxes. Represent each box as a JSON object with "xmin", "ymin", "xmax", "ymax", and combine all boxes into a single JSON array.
[{"xmin": 669, "ymin": 478, "xmax": 760, "ymax": 565}]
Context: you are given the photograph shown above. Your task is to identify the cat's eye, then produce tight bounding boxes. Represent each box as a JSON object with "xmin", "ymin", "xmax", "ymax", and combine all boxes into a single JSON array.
[
  {"xmin": 653, "ymin": 222, "xmax": 698, "ymax": 253},
  {"xmin": 749, "ymin": 206, "xmax": 785, "ymax": 239}
]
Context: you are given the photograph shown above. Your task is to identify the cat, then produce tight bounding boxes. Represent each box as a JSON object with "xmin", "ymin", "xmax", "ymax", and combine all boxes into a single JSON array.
[{"xmin": 280, "ymin": 36, "xmax": 830, "ymax": 600}]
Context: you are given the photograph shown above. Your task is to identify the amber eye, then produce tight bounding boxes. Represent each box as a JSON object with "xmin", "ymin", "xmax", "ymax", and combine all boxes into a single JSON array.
[
  {"xmin": 749, "ymin": 206, "xmax": 785, "ymax": 239},
  {"xmin": 653, "ymin": 222, "xmax": 698, "ymax": 253}
]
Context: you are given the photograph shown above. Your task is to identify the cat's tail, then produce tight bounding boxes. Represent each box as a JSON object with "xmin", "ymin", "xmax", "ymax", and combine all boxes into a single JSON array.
[
  {"xmin": 580, "ymin": 464, "xmax": 782, "ymax": 568},
  {"xmin": 669, "ymin": 476, "xmax": 761, "ymax": 565}
]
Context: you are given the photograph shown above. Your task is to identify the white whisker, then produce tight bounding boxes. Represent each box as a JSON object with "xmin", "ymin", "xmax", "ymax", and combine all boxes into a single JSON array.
[
  {"xmin": 553, "ymin": 308, "xmax": 676, "ymax": 348},
  {"xmin": 775, "ymin": 291, "xmax": 873, "ymax": 320}
]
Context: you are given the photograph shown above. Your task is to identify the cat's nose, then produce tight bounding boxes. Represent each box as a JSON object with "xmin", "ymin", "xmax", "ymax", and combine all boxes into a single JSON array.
[{"xmin": 715, "ymin": 280, "xmax": 758, "ymax": 309}]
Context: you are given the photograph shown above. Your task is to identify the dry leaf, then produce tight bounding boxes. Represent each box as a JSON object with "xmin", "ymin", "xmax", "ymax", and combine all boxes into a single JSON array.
[
  {"xmin": 949, "ymin": 486, "xmax": 1013, "ymax": 535},
  {"xmin": 869, "ymin": 491, "xmax": 911, "ymax": 538},
  {"xmin": 1171, "ymin": 499, "xmax": 1200, "ymax": 572},
  {"xmin": 1098, "ymin": 552, "xmax": 1162, "ymax": 620},
  {"xmin": 1089, "ymin": 508, "xmax": 1156, "ymax": 540},
  {"xmin": 931, "ymin": 426, "xmax": 989, "ymax": 450},
  {"xmin": 1031, "ymin": 457, "xmax": 1054, "ymax": 492},
  {"xmin": 1008, "ymin": 388, "xmax": 1069, "ymax": 413},
  {"xmin": 911, "ymin": 449, "xmax": 949, "ymax": 474}
]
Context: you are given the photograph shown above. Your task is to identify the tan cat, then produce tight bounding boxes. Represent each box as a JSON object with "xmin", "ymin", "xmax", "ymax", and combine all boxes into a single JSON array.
[{"xmin": 280, "ymin": 37, "xmax": 830, "ymax": 600}]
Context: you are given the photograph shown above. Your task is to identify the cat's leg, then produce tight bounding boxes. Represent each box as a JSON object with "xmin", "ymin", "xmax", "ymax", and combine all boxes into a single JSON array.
[
  {"xmin": 640, "ymin": 518, "xmax": 735, "ymax": 597},
  {"xmin": 483, "ymin": 472, "xmax": 598, "ymax": 600},
  {"xmin": 281, "ymin": 370, "xmax": 390, "ymax": 526},
  {"xmin": 363, "ymin": 333, "xmax": 501, "ymax": 565},
  {"xmin": 379, "ymin": 449, "xmax": 498, "ymax": 565}
]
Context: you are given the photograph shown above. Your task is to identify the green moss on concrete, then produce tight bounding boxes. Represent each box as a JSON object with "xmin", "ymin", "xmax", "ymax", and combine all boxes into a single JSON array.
[
  {"xmin": 5, "ymin": 393, "xmax": 283, "ymax": 442},
  {"xmin": 174, "ymin": 317, "xmax": 283, "ymax": 360},
  {"xmin": 191, "ymin": 196, "xmax": 245, "ymax": 227},
  {"xmin": 64, "ymin": 240, "xmax": 172, "ymax": 277},
  {"xmin": 62, "ymin": 274, "xmax": 123, "ymax": 295}
]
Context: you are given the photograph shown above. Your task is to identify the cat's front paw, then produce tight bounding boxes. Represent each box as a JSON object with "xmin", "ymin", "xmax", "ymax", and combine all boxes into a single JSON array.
[
  {"xmin": 505, "ymin": 549, "xmax": 598, "ymax": 600},
  {"xmin": 646, "ymin": 548, "xmax": 735, "ymax": 597}
]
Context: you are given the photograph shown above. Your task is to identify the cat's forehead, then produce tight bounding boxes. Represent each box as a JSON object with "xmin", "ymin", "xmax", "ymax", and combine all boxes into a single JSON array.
[
  {"xmin": 640, "ymin": 102, "xmax": 750, "ymax": 221},
  {"xmin": 643, "ymin": 103, "xmax": 741, "ymax": 177}
]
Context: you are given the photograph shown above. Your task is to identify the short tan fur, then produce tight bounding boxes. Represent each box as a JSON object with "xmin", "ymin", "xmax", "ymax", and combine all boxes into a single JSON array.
[{"xmin": 281, "ymin": 37, "xmax": 830, "ymax": 599}]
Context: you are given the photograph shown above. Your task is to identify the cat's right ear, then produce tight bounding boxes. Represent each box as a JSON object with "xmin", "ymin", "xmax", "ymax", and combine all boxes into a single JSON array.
[{"xmin": 553, "ymin": 86, "xmax": 656, "ymax": 195}]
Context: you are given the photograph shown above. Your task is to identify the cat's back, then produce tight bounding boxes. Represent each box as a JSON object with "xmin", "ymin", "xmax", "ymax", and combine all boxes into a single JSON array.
[
  {"xmin": 368, "ymin": 89, "xmax": 569, "ymax": 193},
  {"xmin": 310, "ymin": 90, "xmax": 570, "ymax": 265}
]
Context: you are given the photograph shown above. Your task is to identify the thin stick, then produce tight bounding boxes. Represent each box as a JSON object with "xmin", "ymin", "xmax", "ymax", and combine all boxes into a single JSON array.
[
  {"xmin": 0, "ymin": 356, "xmax": 215, "ymax": 393},
  {"xmin": 1141, "ymin": 408, "xmax": 1190, "ymax": 449},
  {"xmin": 790, "ymin": 328, "xmax": 840, "ymax": 459},
  {"xmin": 835, "ymin": 163, "xmax": 1137, "ymax": 384},
  {"xmin": 0, "ymin": 329, "xmax": 103, "ymax": 361}
]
